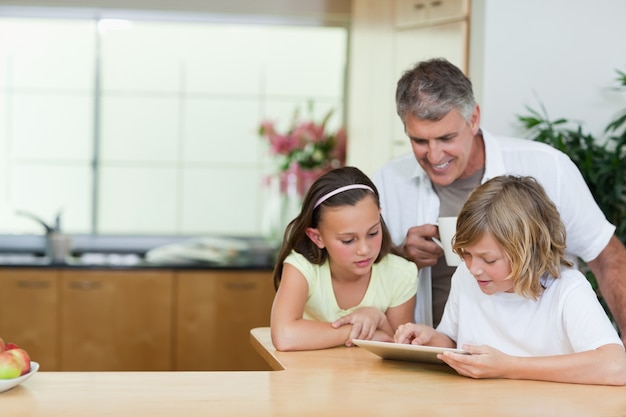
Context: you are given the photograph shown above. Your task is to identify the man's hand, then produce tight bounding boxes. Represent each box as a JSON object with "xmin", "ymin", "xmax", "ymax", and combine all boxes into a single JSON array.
[{"xmin": 400, "ymin": 224, "xmax": 444, "ymax": 268}]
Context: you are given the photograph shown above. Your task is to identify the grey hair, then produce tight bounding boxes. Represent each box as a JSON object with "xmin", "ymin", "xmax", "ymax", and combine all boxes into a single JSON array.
[{"xmin": 396, "ymin": 58, "xmax": 476, "ymax": 123}]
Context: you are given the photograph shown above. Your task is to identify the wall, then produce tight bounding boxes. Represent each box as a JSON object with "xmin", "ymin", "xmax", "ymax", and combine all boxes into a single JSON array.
[{"xmin": 470, "ymin": 0, "xmax": 626, "ymax": 139}]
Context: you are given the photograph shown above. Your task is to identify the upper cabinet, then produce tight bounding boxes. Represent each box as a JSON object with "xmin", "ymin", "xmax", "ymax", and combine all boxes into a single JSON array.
[
  {"xmin": 346, "ymin": 0, "xmax": 470, "ymax": 175},
  {"xmin": 395, "ymin": 0, "xmax": 469, "ymax": 28}
]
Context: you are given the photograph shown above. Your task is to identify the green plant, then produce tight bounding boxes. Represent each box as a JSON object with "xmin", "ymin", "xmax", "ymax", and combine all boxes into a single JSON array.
[{"xmin": 517, "ymin": 69, "xmax": 626, "ymax": 322}]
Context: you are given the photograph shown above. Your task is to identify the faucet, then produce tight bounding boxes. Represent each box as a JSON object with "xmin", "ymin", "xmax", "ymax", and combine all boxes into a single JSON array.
[
  {"xmin": 16, "ymin": 210, "xmax": 71, "ymax": 263},
  {"xmin": 15, "ymin": 210, "xmax": 58, "ymax": 234}
]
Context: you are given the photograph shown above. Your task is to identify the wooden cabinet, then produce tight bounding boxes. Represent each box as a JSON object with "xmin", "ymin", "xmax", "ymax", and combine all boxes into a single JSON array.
[
  {"xmin": 0, "ymin": 269, "xmax": 60, "ymax": 371},
  {"xmin": 175, "ymin": 270, "xmax": 275, "ymax": 371},
  {"xmin": 0, "ymin": 268, "xmax": 274, "ymax": 371},
  {"xmin": 395, "ymin": 0, "xmax": 468, "ymax": 28},
  {"xmin": 60, "ymin": 270, "xmax": 174, "ymax": 371},
  {"xmin": 0, "ymin": 267, "xmax": 273, "ymax": 371}
]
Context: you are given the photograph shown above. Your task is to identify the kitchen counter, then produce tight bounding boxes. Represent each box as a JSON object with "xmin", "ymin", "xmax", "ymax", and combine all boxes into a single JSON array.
[
  {"xmin": 4, "ymin": 327, "xmax": 626, "ymax": 417},
  {"xmin": 0, "ymin": 256, "xmax": 273, "ymax": 270},
  {"xmin": 0, "ymin": 234, "xmax": 276, "ymax": 270}
]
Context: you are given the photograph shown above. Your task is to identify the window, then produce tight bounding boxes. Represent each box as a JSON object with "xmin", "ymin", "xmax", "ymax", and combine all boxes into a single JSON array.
[{"xmin": 0, "ymin": 15, "xmax": 347, "ymax": 237}]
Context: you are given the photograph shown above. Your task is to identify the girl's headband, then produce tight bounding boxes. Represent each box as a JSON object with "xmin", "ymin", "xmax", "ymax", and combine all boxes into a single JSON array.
[{"xmin": 314, "ymin": 184, "xmax": 374, "ymax": 209}]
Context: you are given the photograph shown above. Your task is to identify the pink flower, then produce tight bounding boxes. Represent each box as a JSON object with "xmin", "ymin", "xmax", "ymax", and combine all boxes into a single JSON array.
[
  {"xmin": 292, "ymin": 121, "xmax": 325, "ymax": 144},
  {"xmin": 268, "ymin": 133, "xmax": 299, "ymax": 155},
  {"xmin": 258, "ymin": 120, "xmax": 276, "ymax": 137},
  {"xmin": 258, "ymin": 107, "xmax": 347, "ymax": 197}
]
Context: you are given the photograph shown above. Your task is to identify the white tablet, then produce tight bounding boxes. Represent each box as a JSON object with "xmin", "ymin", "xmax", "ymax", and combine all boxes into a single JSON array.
[{"xmin": 352, "ymin": 339, "xmax": 469, "ymax": 365}]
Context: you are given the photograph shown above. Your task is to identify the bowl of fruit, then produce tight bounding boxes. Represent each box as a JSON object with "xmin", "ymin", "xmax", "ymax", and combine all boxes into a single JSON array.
[{"xmin": 0, "ymin": 337, "xmax": 38, "ymax": 393}]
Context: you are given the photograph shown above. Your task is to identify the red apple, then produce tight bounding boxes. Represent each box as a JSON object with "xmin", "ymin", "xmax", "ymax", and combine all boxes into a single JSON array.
[
  {"xmin": 5, "ymin": 342, "xmax": 18, "ymax": 350},
  {"xmin": 5, "ymin": 348, "xmax": 30, "ymax": 376},
  {"xmin": 0, "ymin": 351, "xmax": 21, "ymax": 379}
]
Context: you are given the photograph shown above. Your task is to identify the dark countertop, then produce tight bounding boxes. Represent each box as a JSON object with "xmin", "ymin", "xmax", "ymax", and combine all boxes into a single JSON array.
[
  {"xmin": 0, "ymin": 256, "xmax": 274, "ymax": 271},
  {"xmin": 0, "ymin": 234, "xmax": 276, "ymax": 271}
]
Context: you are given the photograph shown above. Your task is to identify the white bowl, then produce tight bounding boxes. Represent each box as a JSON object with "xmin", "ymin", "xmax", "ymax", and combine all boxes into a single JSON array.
[{"xmin": 0, "ymin": 361, "xmax": 39, "ymax": 393}]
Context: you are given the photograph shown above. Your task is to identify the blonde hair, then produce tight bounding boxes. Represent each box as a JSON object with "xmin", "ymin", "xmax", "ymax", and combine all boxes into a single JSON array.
[{"xmin": 453, "ymin": 175, "xmax": 573, "ymax": 299}]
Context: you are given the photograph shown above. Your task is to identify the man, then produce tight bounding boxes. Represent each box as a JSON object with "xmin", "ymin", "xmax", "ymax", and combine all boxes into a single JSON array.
[{"xmin": 373, "ymin": 58, "xmax": 626, "ymax": 343}]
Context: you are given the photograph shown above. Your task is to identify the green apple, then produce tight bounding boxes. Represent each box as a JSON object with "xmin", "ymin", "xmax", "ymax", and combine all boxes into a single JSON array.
[
  {"xmin": 0, "ymin": 351, "xmax": 21, "ymax": 379},
  {"xmin": 6, "ymin": 348, "xmax": 30, "ymax": 376}
]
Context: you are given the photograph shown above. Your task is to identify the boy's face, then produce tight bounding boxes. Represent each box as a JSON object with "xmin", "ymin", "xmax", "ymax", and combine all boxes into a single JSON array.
[{"xmin": 462, "ymin": 232, "xmax": 513, "ymax": 295}]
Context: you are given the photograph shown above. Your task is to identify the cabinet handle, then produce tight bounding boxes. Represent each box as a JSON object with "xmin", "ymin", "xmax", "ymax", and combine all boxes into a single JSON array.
[
  {"xmin": 16, "ymin": 280, "xmax": 50, "ymax": 289},
  {"xmin": 69, "ymin": 281, "xmax": 102, "ymax": 290},
  {"xmin": 413, "ymin": 2, "xmax": 426, "ymax": 10},
  {"xmin": 431, "ymin": 0, "xmax": 442, "ymax": 6},
  {"xmin": 225, "ymin": 282, "xmax": 257, "ymax": 291}
]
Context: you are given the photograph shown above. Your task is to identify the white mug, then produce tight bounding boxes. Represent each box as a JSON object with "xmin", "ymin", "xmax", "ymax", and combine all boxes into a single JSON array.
[{"xmin": 434, "ymin": 216, "xmax": 462, "ymax": 267}]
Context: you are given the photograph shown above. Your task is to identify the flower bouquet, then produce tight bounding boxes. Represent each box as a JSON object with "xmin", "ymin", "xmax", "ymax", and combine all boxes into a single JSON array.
[{"xmin": 258, "ymin": 107, "xmax": 347, "ymax": 197}]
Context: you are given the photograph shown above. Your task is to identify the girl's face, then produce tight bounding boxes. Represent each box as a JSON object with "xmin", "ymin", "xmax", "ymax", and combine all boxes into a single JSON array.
[
  {"xmin": 306, "ymin": 195, "xmax": 383, "ymax": 279},
  {"xmin": 462, "ymin": 231, "xmax": 514, "ymax": 295}
]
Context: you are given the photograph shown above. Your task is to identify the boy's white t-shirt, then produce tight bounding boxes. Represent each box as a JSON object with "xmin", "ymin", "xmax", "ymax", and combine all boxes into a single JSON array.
[
  {"xmin": 284, "ymin": 250, "xmax": 418, "ymax": 322},
  {"xmin": 437, "ymin": 263, "xmax": 623, "ymax": 355}
]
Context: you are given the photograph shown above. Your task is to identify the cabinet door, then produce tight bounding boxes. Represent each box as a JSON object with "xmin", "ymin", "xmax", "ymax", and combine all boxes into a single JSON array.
[
  {"xmin": 427, "ymin": 0, "xmax": 468, "ymax": 22},
  {"xmin": 395, "ymin": 0, "xmax": 468, "ymax": 28},
  {"xmin": 395, "ymin": 0, "xmax": 429, "ymax": 27},
  {"xmin": 0, "ymin": 269, "xmax": 59, "ymax": 370},
  {"xmin": 60, "ymin": 270, "xmax": 174, "ymax": 371},
  {"xmin": 176, "ymin": 271, "xmax": 275, "ymax": 371}
]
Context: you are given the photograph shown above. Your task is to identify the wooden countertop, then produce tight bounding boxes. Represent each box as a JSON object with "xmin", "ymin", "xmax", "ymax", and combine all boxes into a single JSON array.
[{"xmin": 3, "ymin": 327, "xmax": 626, "ymax": 416}]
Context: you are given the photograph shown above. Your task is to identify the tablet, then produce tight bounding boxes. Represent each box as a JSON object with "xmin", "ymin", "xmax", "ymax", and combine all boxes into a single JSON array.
[{"xmin": 352, "ymin": 339, "xmax": 469, "ymax": 365}]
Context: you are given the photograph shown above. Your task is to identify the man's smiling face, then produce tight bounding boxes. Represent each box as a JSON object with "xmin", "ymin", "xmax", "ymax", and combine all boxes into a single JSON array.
[{"xmin": 405, "ymin": 106, "xmax": 482, "ymax": 187}]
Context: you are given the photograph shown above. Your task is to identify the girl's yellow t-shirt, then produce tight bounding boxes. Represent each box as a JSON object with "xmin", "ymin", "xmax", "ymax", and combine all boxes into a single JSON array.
[{"xmin": 284, "ymin": 250, "xmax": 418, "ymax": 322}]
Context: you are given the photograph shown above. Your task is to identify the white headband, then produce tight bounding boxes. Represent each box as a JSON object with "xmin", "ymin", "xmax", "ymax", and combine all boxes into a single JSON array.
[{"xmin": 314, "ymin": 184, "xmax": 374, "ymax": 209}]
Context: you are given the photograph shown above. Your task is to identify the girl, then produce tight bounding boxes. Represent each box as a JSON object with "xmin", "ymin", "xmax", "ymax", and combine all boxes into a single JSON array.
[
  {"xmin": 394, "ymin": 175, "xmax": 626, "ymax": 385},
  {"xmin": 271, "ymin": 166, "xmax": 418, "ymax": 351}
]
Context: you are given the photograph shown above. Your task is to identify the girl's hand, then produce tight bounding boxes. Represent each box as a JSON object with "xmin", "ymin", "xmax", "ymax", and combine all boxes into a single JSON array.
[
  {"xmin": 393, "ymin": 323, "xmax": 436, "ymax": 345},
  {"xmin": 332, "ymin": 307, "xmax": 387, "ymax": 344},
  {"xmin": 439, "ymin": 344, "xmax": 507, "ymax": 379}
]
